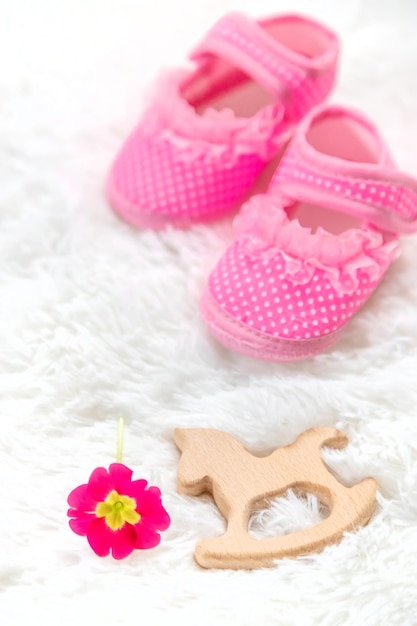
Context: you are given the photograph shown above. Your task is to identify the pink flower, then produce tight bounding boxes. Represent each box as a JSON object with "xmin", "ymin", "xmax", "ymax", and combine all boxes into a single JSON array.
[{"xmin": 67, "ymin": 463, "xmax": 170, "ymax": 559}]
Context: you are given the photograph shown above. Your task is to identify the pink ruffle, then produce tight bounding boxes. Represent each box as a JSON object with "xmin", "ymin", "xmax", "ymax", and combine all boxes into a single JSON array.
[
  {"xmin": 234, "ymin": 194, "xmax": 399, "ymax": 295},
  {"xmin": 140, "ymin": 71, "xmax": 288, "ymax": 162}
]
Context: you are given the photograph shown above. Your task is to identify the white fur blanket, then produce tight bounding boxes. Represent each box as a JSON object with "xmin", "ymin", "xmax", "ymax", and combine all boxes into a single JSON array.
[{"xmin": 1, "ymin": 0, "xmax": 417, "ymax": 624}]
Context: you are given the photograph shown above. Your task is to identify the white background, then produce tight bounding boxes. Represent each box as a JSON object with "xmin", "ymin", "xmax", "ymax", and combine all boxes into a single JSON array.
[{"xmin": 1, "ymin": 1, "xmax": 417, "ymax": 624}]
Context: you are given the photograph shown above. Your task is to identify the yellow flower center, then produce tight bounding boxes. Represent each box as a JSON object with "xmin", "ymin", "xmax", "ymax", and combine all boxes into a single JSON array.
[{"xmin": 96, "ymin": 490, "xmax": 140, "ymax": 531}]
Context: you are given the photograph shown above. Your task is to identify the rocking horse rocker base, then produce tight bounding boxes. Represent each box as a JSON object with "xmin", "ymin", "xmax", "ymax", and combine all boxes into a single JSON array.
[{"xmin": 175, "ymin": 427, "xmax": 378, "ymax": 570}]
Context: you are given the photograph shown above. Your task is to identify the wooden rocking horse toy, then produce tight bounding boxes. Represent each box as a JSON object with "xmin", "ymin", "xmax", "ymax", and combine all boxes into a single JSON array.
[{"xmin": 175, "ymin": 427, "xmax": 378, "ymax": 570}]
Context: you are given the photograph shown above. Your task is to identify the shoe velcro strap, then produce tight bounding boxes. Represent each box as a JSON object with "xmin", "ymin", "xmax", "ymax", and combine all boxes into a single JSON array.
[
  {"xmin": 274, "ymin": 146, "xmax": 417, "ymax": 234},
  {"xmin": 191, "ymin": 13, "xmax": 322, "ymax": 99}
]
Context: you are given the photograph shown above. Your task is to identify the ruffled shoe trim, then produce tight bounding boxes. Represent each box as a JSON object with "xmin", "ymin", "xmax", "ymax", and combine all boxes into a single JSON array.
[
  {"xmin": 140, "ymin": 71, "xmax": 289, "ymax": 162},
  {"xmin": 234, "ymin": 194, "xmax": 400, "ymax": 295}
]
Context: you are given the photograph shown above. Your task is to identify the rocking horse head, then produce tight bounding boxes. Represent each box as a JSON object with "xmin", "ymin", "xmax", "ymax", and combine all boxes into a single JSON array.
[{"xmin": 174, "ymin": 428, "xmax": 242, "ymax": 496}]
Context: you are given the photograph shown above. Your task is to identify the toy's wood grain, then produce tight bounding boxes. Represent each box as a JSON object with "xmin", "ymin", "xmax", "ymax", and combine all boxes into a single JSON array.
[{"xmin": 174, "ymin": 427, "xmax": 378, "ymax": 570}]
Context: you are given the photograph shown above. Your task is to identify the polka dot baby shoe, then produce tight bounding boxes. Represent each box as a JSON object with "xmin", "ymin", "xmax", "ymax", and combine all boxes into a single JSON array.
[
  {"xmin": 200, "ymin": 103, "xmax": 417, "ymax": 361},
  {"xmin": 106, "ymin": 12, "xmax": 339, "ymax": 229}
]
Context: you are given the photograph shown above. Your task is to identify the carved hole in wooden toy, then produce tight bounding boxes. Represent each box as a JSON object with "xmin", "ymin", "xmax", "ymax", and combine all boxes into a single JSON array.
[{"xmin": 248, "ymin": 489, "xmax": 330, "ymax": 540}]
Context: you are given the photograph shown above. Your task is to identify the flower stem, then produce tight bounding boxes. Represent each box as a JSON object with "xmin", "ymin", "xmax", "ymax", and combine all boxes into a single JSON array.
[{"xmin": 117, "ymin": 416, "xmax": 124, "ymax": 463}]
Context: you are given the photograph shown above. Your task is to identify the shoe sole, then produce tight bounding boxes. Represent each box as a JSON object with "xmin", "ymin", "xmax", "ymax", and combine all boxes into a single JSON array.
[{"xmin": 200, "ymin": 287, "xmax": 344, "ymax": 362}]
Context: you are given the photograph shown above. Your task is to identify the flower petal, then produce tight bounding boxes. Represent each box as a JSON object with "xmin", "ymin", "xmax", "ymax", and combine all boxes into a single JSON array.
[
  {"xmin": 67, "ymin": 483, "xmax": 96, "ymax": 511},
  {"xmin": 108, "ymin": 463, "xmax": 133, "ymax": 492},
  {"xmin": 156, "ymin": 506, "xmax": 171, "ymax": 531},
  {"xmin": 68, "ymin": 512, "xmax": 95, "ymax": 536},
  {"xmin": 135, "ymin": 486, "xmax": 161, "ymax": 515},
  {"xmin": 134, "ymin": 524, "xmax": 162, "ymax": 550},
  {"xmin": 88, "ymin": 467, "xmax": 113, "ymax": 501},
  {"xmin": 111, "ymin": 524, "xmax": 137, "ymax": 560},
  {"xmin": 136, "ymin": 488, "xmax": 171, "ymax": 530},
  {"xmin": 86, "ymin": 517, "xmax": 114, "ymax": 557},
  {"xmin": 122, "ymin": 479, "xmax": 148, "ymax": 500}
]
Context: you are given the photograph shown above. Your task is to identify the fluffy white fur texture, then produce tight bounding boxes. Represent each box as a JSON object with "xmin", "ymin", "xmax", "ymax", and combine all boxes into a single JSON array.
[{"xmin": 1, "ymin": 0, "xmax": 417, "ymax": 624}]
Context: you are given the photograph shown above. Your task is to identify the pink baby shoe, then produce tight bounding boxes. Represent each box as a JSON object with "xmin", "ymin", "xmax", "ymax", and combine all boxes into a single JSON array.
[
  {"xmin": 200, "ymin": 104, "xmax": 417, "ymax": 361},
  {"xmin": 106, "ymin": 12, "xmax": 339, "ymax": 229}
]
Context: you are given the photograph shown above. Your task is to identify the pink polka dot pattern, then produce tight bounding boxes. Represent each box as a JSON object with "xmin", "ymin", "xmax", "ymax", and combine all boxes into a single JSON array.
[
  {"xmin": 107, "ymin": 13, "xmax": 339, "ymax": 227},
  {"xmin": 111, "ymin": 126, "xmax": 265, "ymax": 219},
  {"xmin": 208, "ymin": 239, "xmax": 379, "ymax": 341}
]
